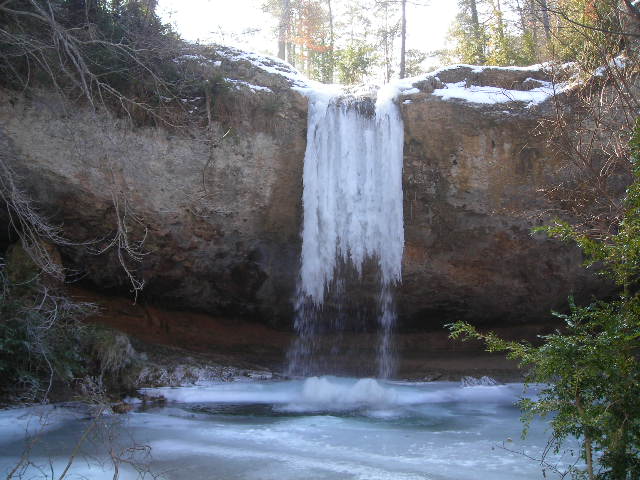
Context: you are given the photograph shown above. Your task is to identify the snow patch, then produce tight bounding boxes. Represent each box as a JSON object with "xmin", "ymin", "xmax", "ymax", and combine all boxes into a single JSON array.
[
  {"xmin": 469, "ymin": 63, "xmax": 548, "ymax": 74},
  {"xmin": 432, "ymin": 80, "xmax": 565, "ymax": 107},
  {"xmin": 215, "ymin": 47, "xmax": 310, "ymax": 88},
  {"xmin": 174, "ymin": 53, "xmax": 208, "ymax": 63},
  {"xmin": 595, "ymin": 55, "xmax": 628, "ymax": 77},
  {"xmin": 226, "ymin": 78, "xmax": 273, "ymax": 93}
]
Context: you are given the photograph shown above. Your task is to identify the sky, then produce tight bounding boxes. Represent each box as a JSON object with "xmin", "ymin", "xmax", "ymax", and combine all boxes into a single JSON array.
[{"xmin": 157, "ymin": 0, "xmax": 458, "ymax": 67}]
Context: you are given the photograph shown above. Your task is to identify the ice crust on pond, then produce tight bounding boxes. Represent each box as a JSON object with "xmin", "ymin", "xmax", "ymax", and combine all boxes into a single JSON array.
[{"xmin": 0, "ymin": 380, "xmax": 583, "ymax": 480}]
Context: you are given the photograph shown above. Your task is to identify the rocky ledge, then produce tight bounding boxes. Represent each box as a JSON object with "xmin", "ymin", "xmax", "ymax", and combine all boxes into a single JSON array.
[{"xmin": 0, "ymin": 46, "xmax": 614, "ymax": 331}]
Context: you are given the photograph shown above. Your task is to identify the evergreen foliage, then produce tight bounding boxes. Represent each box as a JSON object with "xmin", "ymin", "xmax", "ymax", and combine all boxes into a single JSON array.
[
  {"xmin": 0, "ymin": 248, "xmax": 142, "ymax": 403},
  {"xmin": 335, "ymin": 41, "xmax": 377, "ymax": 84},
  {"xmin": 0, "ymin": 248, "xmax": 96, "ymax": 402}
]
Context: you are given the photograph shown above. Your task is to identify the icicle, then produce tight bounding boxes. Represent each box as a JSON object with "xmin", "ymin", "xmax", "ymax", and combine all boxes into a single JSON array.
[{"xmin": 288, "ymin": 86, "xmax": 404, "ymax": 378}]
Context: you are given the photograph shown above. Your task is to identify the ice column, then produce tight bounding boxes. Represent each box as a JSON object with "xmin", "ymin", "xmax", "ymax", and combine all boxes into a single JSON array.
[{"xmin": 288, "ymin": 86, "xmax": 404, "ymax": 378}]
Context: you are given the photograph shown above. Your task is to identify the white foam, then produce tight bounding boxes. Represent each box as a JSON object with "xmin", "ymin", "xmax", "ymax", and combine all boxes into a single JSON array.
[
  {"xmin": 302, "ymin": 377, "xmax": 398, "ymax": 405},
  {"xmin": 141, "ymin": 377, "xmax": 528, "ymax": 413}
]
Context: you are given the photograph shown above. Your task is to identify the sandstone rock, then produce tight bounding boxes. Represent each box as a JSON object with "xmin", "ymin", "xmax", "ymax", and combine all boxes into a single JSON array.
[
  {"xmin": 0, "ymin": 54, "xmax": 614, "ymax": 331},
  {"xmin": 397, "ymin": 69, "xmax": 612, "ymax": 327}
]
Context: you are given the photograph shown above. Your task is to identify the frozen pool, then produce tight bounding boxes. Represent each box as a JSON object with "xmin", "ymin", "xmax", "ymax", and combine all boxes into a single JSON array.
[{"xmin": 0, "ymin": 377, "xmax": 580, "ymax": 480}]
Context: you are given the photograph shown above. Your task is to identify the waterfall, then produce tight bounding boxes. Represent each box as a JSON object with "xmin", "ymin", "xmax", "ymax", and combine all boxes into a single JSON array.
[{"xmin": 287, "ymin": 86, "xmax": 404, "ymax": 378}]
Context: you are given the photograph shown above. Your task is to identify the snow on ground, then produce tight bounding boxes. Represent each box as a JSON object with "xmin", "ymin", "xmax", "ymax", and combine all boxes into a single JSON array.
[
  {"xmin": 429, "ymin": 63, "xmax": 550, "ymax": 77},
  {"xmin": 225, "ymin": 78, "xmax": 273, "ymax": 93},
  {"xmin": 214, "ymin": 46, "xmax": 311, "ymax": 89},
  {"xmin": 431, "ymin": 80, "xmax": 565, "ymax": 107},
  {"xmin": 176, "ymin": 44, "xmax": 575, "ymax": 108}
]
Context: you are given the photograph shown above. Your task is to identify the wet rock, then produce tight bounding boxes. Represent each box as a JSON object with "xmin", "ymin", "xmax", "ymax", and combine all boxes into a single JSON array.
[{"xmin": 111, "ymin": 401, "xmax": 134, "ymax": 414}]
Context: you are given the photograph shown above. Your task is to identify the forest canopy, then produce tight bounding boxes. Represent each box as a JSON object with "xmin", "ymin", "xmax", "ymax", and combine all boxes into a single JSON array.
[{"xmin": 259, "ymin": 0, "xmax": 638, "ymax": 83}]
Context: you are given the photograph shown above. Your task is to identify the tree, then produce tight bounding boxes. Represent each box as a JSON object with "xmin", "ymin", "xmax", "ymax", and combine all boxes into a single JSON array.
[
  {"xmin": 335, "ymin": 40, "xmax": 376, "ymax": 83},
  {"xmin": 447, "ymin": 0, "xmax": 488, "ymax": 65},
  {"xmin": 399, "ymin": 0, "xmax": 407, "ymax": 77},
  {"xmin": 327, "ymin": 0, "xmax": 335, "ymax": 82},
  {"xmin": 468, "ymin": 0, "xmax": 485, "ymax": 63},
  {"xmin": 265, "ymin": 0, "xmax": 426, "ymax": 83},
  {"xmin": 404, "ymin": 48, "xmax": 427, "ymax": 76},
  {"xmin": 374, "ymin": 0, "xmax": 401, "ymax": 81},
  {"xmin": 278, "ymin": 0, "xmax": 292, "ymax": 60},
  {"xmin": 265, "ymin": 0, "xmax": 334, "ymax": 80},
  {"xmin": 333, "ymin": 0, "xmax": 378, "ymax": 83}
]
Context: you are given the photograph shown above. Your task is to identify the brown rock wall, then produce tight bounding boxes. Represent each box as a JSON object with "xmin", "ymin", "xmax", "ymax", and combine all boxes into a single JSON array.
[{"xmin": 0, "ymin": 61, "xmax": 614, "ymax": 332}]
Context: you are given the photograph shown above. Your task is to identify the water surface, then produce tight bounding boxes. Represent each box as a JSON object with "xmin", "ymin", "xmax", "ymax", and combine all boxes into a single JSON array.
[{"xmin": 0, "ymin": 378, "xmax": 579, "ymax": 479}]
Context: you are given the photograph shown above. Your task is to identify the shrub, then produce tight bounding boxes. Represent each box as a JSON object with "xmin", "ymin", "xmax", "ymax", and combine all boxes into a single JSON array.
[{"xmin": 0, "ymin": 252, "xmax": 96, "ymax": 402}]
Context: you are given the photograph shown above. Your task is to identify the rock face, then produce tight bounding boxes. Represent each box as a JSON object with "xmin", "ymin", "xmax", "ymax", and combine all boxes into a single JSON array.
[
  {"xmin": 0, "ymin": 52, "xmax": 612, "ymax": 330},
  {"xmin": 398, "ymin": 66, "xmax": 603, "ymax": 327}
]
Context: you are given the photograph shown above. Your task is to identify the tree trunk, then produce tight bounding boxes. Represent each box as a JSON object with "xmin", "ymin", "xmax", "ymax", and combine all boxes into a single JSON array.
[
  {"xmin": 288, "ymin": 42, "xmax": 296, "ymax": 68},
  {"xmin": 381, "ymin": 2, "xmax": 392, "ymax": 82},
  {"xmin": 399, "ymin": 0, "xmax": 407, "ymax": 78},
  {"xmin": 575, "ymin": 391, "xmax": 595, "ymax": 480},
  {"xmin": 494, "ymin": 0, "xmax": 506, "ymax": 43},
  {"xmin": 278, "ymin": 0, "xmax": 291, "ymax": 61},
  {"xmin": 539, "ymin": 0, "xmax": 552, "ymax": 41},
  {"xmin": 528, "ymin": 0, "xmax": 539, "ymax": 51},
  {"xmin": 468, "ymin": 0, "xmax": 485, "ymax": 64},
  {"xmin": 327, "ymin": 0, "xmax": 334, "ymax": 83}
]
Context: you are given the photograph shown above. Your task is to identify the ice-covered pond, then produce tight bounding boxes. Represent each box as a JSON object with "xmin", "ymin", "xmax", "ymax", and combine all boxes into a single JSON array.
[{"xmin": 0, "ymin": 377, "xmax": 580, "ymax": 480}]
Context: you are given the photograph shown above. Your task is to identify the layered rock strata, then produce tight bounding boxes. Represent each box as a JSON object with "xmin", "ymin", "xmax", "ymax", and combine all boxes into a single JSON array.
[{"xmin": 0, "ymin": 49, "xmax": 611, "ymax": 329}]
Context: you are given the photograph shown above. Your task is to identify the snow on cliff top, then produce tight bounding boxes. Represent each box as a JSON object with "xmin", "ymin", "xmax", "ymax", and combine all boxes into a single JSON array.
[
  {"xmin": 177, "ymin": 44, "xmax": 570, "ymax": 107},
  {"xmin": 392, "ymin": 62, "xmax": 572, "ymax": 108},
  {"xmin": 431, "ymin": 80, "xmax": 565, "ymax": 107}
]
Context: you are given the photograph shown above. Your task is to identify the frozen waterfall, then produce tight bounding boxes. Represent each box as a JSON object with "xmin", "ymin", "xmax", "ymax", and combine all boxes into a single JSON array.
[{"xmin": 288, "ymin": 86, "xmax": 404, "ymax": 378}]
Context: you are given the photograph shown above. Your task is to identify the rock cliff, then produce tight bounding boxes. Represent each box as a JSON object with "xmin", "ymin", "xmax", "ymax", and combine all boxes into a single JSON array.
[{"xmin": 0, "ymin": 47, "xmax": 612, "ymax": 330}]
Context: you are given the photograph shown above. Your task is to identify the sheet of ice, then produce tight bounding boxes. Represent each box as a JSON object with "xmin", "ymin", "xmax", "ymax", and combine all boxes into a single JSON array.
[
  {"xmin": 0, "ymin": 405, "xmax": 80, "ymax": 442},
  {"xmin": 0, "ymin": 380, "xmax": 582, "ymax": 480},
  {"xmin": 0, "ymin": 406, "xmax": 143, "ymax": 480},
  {"xmin": 432, "ymin": 80, "xmax": 564, "ymax": 107}
]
